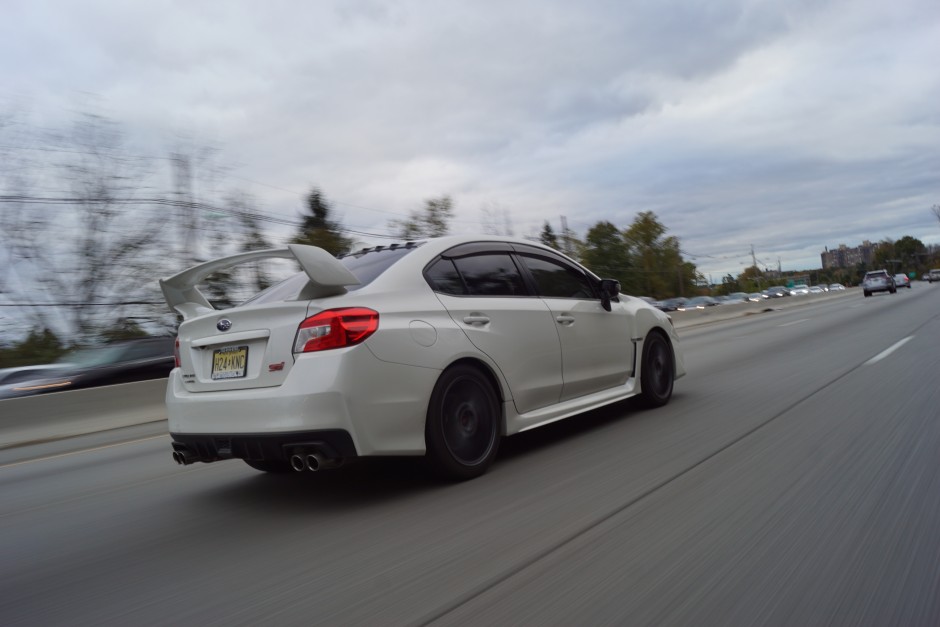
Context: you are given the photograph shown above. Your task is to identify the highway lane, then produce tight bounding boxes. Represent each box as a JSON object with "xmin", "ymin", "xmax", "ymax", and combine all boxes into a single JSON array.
[{"xmin": 1, "ymin": 284, "xmax": 939, "ymax": 625}]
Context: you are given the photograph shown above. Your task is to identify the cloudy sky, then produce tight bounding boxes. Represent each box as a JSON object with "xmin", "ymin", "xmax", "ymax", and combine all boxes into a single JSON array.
[{"xmin": 2, "ymin": 0, "xmax": 939, "ymax": 278}]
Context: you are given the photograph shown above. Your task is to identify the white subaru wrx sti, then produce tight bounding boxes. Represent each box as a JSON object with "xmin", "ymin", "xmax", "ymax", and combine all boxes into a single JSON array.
[{"xmin": 162, "ymin": 236, "xmax": 685, "ymax": 479}]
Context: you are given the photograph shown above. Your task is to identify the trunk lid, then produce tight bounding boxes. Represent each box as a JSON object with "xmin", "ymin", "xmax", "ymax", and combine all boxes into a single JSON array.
[{"xmin": 176, "ymin": 301, "xmax": 312, "ymax": 392}]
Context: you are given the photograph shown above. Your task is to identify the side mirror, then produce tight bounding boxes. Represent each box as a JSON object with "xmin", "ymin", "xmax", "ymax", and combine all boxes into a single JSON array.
[
  {"xmin": 599, "ymin": 278, "xmax": 620, "ymax": 297},
  {"xmin": 599, "ymin": 278, "xmax": 620, "ymax": 312}
]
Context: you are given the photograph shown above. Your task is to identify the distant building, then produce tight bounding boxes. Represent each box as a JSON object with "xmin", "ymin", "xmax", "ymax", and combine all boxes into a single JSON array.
[{"xmin": 821, "ymin": 241, "xmax": 874, "ymax": 269}]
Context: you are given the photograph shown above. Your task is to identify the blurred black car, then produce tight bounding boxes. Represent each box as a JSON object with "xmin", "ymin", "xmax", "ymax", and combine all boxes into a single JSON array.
[
  {"xmin": 762, "ymin": 286, "xmax": 790, "ymax": 298},
  {"xmin": 0, "ymin": 364, "xmax": 76, "ymax": 399},
  {"xmin": 30, "ymin": 337, "xmax": 175, "ymax": 393},
  {"xmin": 657, "ymin": 297, "xmax": 688, "ymax": 312}
]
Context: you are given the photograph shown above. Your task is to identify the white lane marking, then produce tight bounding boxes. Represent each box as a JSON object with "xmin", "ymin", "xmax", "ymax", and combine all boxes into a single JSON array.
[
  {"xmin": 865, "ymin": 336, "xmax": 914, "ymax": 366},
  {"xmin": 0, "ymin": 434, "xmax": 169, "ymax": 470},
  {"xmin": 778, "ymin": 318, "xmax": 810, "ymax": 327},
  {"xmin": 848, "ymin": 304, "xmax": 863, "ymax": 309}
]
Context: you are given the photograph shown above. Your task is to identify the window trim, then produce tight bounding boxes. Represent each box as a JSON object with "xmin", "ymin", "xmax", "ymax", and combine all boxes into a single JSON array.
[{"xmin": 424, "ymin": 241, "xmax": 607, "ymax": 301}]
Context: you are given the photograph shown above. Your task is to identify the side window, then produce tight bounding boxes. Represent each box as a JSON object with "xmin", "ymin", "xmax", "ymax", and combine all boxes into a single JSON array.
[
  {"xmin": 452, "ymin": 254, "xmax": 527, "ymax": 296},
  {"xmin": 519, "ymin": 255, "xmax": 595, "ymax": 299},
  {"xmin": 425, "ymin": 258, "xmax": 466, "ymax": 295}
]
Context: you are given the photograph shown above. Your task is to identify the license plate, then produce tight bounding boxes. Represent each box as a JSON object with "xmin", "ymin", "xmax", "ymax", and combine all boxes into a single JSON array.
[{"xmin": 211, "ymin": 346, "xmax": 248, "ymax": 380}]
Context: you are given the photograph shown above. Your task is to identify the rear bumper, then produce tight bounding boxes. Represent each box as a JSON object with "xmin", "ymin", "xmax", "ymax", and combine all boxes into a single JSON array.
[
  {"xmin": 165, "ymin": 345, "xmax": 439, "ymax": 456},
  {"xmin": 170, "ymin": 430, "xmax": 357, "ymax": 463}
]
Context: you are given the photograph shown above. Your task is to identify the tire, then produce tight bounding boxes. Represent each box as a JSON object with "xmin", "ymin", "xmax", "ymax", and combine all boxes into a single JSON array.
[
  {"xmin": 244, "ymin": 459, "xmax": 294, "ymax": 473},
  {"xmin": 864, "ymin": 291, "xmax": 871, "ymax": 297},
  {"xmin": 425, "ymin": 364, "xmax": 501, "ymax": 480},
  {"xmin": 639, "ymin": 331, "xmax": 674, "ymax": 408},
  {"xmin": 890, "ymin": 288, "xmax": 897, "ymax": 294}
]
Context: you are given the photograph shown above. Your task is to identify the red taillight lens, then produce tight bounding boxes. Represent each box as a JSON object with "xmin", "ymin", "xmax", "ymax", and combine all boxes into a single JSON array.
[
  {"xmin": 293, "ymin": 308, "xmax": 379, "ymax": 353},
  {"xmin": 174, "ymin": 337, "xmax": 181, "ymax": 368}
]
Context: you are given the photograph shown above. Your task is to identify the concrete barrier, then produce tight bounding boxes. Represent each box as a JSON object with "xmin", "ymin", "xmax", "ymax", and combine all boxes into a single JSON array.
[
  {"xmin": 669, "ymin": 288, "xmax": 859, "ymax": 329},
  {"xmin": 0, "ymin": 379, "xmax": 168, "ymax": 449}
]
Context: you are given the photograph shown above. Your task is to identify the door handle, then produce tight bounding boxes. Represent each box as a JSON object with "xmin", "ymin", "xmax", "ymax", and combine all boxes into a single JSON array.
[
  {"xmin": 555, "ymin": 314, "xmax": 575, "ymax": 326},
  {"xmin": 463, "ymin": 315, "xmax": 490, "ymax": 326}
]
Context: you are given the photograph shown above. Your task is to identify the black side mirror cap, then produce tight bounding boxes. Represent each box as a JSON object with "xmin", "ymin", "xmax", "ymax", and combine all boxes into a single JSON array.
[{"xmin": 599, "ymin": 278, "xmax": 620, "ymax": 298}]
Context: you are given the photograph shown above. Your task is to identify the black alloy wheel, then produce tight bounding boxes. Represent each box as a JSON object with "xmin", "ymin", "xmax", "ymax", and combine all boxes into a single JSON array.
[
  {"xmin": 426, "ymin": 364, "xmax": 501, "ymax": 480},
  {"xmin": 639, "ymin": 331, "xmax": 674, "ymax": 408}
]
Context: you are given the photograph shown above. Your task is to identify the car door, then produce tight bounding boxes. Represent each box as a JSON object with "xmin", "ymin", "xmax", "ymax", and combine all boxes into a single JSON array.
[
  {"xmin": 515, "ymin": 250, "xmax": 634, "ymax": 401},
  {"xmin": 425, "ymin": 247, "xmax": 564, "ymax": 415}
]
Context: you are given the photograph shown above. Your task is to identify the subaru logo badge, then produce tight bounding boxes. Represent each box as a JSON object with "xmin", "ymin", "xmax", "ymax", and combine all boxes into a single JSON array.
[{"xmin": 217, "ymin": 319, "xmax": 232, "ymax": 331}]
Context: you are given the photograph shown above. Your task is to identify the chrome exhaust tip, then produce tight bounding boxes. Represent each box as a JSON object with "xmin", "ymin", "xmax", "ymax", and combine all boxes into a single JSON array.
[
  {"xmin": 306, "ymin": 453, "xmax": 343, "ymax": 471},
  {"xmin": 289, "ymin": 454, "xmax": 306, "ymax": 472}
]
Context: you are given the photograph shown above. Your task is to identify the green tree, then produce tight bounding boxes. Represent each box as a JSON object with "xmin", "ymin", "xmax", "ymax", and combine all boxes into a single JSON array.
[
  {"xmin": 390, "ymin": 195, "xmax": 454, "ymax": 239},
  {"xmin": 581, "ymin": 221, "xmax": 634, "ymax": 291},
  {"xmin": 894, "ymin": 235, "xmax": 927, "ymax": 274},
  {"xmin": 293, "ymin": 187, "xmax": 352, "ymax": 256},
  {"xmin": 98, "ymin": 318, "xmax": 150, "ymax": 342},
  {"xmin": 0, "ymin": 328, "xmax": 66, "ymax": 368},
  {"xmin": 539, "ymin": 221, "xmax": 559, "ymax": 250},
  {"xmin": 623, "ymin": 211, "xmax": 694, "ymax": 298}
]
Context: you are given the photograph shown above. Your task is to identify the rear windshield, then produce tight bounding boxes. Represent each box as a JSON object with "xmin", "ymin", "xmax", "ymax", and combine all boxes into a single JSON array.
[{"xmin": 242, "ymin": 246, "xmax": 417, "ymax": 305}]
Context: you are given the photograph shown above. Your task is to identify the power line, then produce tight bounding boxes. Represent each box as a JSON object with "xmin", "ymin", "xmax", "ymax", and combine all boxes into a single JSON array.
[
  {"xmin": 0, "ymin": 194, "xmax": 405, "ymax": 239},
  {"xmin": 0, "ymin": 301, "xmax": 164, "ymax": 307}
]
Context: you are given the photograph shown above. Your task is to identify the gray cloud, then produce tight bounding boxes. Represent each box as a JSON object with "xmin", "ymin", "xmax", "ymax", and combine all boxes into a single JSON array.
[{"xmin": 1, "ymin": 0, "xmax": 938, "ymax": 277}]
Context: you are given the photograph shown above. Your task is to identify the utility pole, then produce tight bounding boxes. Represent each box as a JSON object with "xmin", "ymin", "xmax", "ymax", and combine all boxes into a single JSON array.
[
  {"xmin": 172, "ymin": 153, "xmax": 198, "ymax": 264},
  {"xmin": 751, "ymin": 244, "xmax": 758, "ymax": 269},
  {"xmin": 560, "ymin": 215, "xmax": 571, "ymax": 256}
]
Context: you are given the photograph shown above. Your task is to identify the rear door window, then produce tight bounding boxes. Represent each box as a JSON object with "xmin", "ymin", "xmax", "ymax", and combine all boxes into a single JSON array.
[{"xmin": 452, "ymin": 254, "xmax": 527, "ymax": 297}]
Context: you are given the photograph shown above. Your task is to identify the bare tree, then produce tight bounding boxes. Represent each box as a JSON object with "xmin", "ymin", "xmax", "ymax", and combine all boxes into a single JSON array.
[
  {"xmin": 0, "ymin": 110, "xmax": 173, "ymax": 340},
  {"xmin": 479, "ymin": 201, "xmax": 514, "ymax": 236},
  {"xmin": 390, "ymin": 195, "xmax": 455, "ymax": 239}
]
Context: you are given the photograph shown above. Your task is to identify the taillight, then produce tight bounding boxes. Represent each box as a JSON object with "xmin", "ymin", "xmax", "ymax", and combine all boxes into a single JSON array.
[
  {"xmin": 293, "ymin": 308, "xmax": 379, "ymax": 353},
  {"xmin": 174, "ymin": 337, "xmax": 181, "ymax": 368}
]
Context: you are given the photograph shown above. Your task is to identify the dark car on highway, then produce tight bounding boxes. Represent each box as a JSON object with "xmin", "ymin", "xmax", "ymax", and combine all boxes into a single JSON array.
[
  {"xmin": 28, "ymin": 337, "xmax": 176, "ymax": 393},
  {"xmin": 762, "ymin": 286, "xmax": 790, "ymax": 298},
  {"xmin": 657, "ymin": 297, "xmax": 688, "ymax": 312}
]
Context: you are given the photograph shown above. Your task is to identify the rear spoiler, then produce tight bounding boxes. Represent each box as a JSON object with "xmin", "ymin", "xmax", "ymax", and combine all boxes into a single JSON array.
[{"xmin": 160, "ymin": 244, "xmax": 361, "ymax": 319}]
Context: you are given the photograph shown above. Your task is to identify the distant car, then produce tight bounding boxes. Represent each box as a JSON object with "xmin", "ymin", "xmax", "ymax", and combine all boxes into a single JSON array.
[
  {"xmin": 789, "ymin": 285, "xmax": 810, "ymax": 296},
  {"xmin": 657, "ymin": 297, "xmax": 688, "ymax": 312},
  {"xmin": 747, "ymin": 292, "xmax": 763, "ymax": 302},
  {"xmin": 894, "ymin": 274, "xmax": 911, "ymax": 289},
  {"xmin": 828, "ymin": 283, "xmax": 846, "ymax": 291},
  {"xmin": 928, "ymin": 269, "xmax": 940, "ymax": 283},
  {"xmin": 861, "ymin": 270, "xmax": 896, "ymax": 297},
  {"xmin": 677, "ymin": 296, "xmax": 719, "ymax": 310},
  {"xmin": 762, "ymin": 286, "xmax": 790, "ymax": 298},
  {"xmin": 26, "ymin": 338, "xmax": 176, "ymax": 393},
  {"xmin": 724, "ymin": 292, "xmax": 749, "ymax": 304},
  {"xmin": 808, "ymin": 286, "xmax": 825, "ymax": 294}
]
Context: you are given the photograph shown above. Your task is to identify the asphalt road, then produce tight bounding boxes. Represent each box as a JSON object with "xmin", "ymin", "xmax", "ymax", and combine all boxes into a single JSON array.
[{"xmin": 2, "ymin": 284, "xmax": 939, "ymax": 626}]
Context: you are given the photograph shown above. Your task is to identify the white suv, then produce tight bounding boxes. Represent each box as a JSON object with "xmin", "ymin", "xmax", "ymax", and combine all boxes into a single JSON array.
[{"xmin": 861, "ymin": 270, "xmax": 896, "ymax": 297}]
